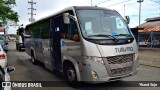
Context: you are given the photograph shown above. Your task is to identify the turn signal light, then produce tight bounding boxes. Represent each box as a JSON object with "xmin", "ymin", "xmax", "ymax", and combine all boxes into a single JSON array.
[{"xmin": 0, "ymin": 54, "xmax": 5, "ymax": 59}]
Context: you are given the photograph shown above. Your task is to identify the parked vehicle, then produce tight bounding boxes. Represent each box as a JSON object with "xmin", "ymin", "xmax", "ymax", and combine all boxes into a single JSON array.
[
  {"xmin": 0, "ymin": 45, "xmax": 7, "ymax": 68},
  {"xmin": 0, "ymin": 36, "xmax": 8, "ymax": 52},
  {"xmin": 0, "ymin": 44, "xmax": 15, "ymax": 90},
  {"xmin": 16, "ymin": 35, "xmax": 24, "ymax": 51},
  {"xmin": 16, "ymin": 28, "xmax": 25, "ymax": 51},
  {"xmin": 25, "ymin": 6, "xmax": 139, "ymax": 85}
]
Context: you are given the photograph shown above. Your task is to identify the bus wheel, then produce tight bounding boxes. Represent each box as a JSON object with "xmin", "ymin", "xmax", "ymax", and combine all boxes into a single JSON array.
[
  {"xmin": 18, "ymin": 46, "xmax": 21, "ymax": 51},
  {"xmin": 31, "ymin": 52, "xmax": 37, "ymax": 65},
  {"xmin": 64, "ymin": 64, "xmax": 78, "ymax": 86}
]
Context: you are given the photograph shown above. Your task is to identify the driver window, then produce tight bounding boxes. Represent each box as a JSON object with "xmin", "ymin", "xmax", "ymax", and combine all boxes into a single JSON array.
[
  {"xmin": 68, "ymin": 19, "xmax": 80, "ymax": 42},
  {"xmin": 61, "ymin": 12, "xmax": 80, "ymax": 42}
]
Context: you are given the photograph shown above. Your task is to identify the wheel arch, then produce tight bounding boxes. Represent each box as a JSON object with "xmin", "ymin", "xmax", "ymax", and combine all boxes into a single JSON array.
[
  {"xmin": 63, "ymin": 60, "xmax": 81, "ymax": 81},
  {"xmin": 30, "ymin": 47, "xmax": 37, "ymax": 60}
]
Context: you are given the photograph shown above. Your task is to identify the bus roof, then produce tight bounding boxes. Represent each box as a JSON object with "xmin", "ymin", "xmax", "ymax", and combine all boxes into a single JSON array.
[{"xmin": 25, "ymin": 6, "xmax": 115, "ymax": 28}]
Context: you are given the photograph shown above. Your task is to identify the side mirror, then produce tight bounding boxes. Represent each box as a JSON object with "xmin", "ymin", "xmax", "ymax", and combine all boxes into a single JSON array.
[
  {"xmin": 124, "ymin": 16, "xmax": 130, "ymax": 24},
  {"xmin": 63, "ymin": 13, "xmax": 70, "ymax": 24},
  {"xmin": 6, "ymin": 66, "xmax": 15, "ymax": 74}
]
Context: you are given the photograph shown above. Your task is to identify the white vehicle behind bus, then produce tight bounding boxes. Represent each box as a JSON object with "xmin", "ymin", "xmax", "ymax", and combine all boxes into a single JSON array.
[{"xmin": 25, "ymin": 6, "xmax": 139, "ymax": 85}]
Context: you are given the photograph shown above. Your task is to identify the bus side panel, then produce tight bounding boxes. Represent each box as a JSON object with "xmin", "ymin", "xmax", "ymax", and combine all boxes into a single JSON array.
[
  {"xmin": 24, "ymin": 38, "xmax": 32, "ymax": 56},
  {"xmin": 32, "ymin": 38, "xmax": 42, "ymax": 62},
  {"xmin": 42, "ymin": 39, "xmax": 53, "ymax": 70}
]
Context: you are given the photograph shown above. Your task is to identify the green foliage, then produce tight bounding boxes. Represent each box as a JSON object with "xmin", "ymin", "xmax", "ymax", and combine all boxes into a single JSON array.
[
  {"xmin": 5, "ymin": 0, "xmax": 16, "ymax": 4},
  {"xmin": 0, "ymin": 0, "xmax": 18, "ymax": 27}
]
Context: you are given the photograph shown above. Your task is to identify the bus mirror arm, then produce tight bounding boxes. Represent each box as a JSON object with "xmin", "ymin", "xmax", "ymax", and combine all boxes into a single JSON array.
[
  {"xmin": 63, "ymin": 13, "xmax": 77, "ymax": 24},
  {"xmin": 68, "ymin": 14, "xmax": 77, "ymax": 21},
  {"xmin": 124, "ymin": 16, "xmax": 130, "ymax": 24}
]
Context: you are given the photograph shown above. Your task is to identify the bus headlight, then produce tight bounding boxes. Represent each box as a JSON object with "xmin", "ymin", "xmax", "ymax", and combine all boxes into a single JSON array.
[
  {"xmin": 85, "ymin": 56, "xmax": 104, "ymax": 64},
  {"xmin": 135, "ymin": 51, "xmax": 139, "ymax": 60}
]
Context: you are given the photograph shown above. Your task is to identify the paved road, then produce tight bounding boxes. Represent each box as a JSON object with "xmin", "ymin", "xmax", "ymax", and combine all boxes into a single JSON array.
[
  {"xmin": 7, "ymin": 42, "xmax": 160, "ymax": 90},
  {"xmin": 139, "ymin": 48, "xmax": 160, "ymax": 67}
]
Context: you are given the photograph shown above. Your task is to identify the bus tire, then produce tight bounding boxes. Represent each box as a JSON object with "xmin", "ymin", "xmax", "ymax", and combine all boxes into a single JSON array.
[
  {"xmin": 64, "ymin": 63, "xmax": 78, "ymax": 87},
  {"xmin": 31, "ymin": 52, "xmax": 37, "ymax": 65},
  {"xmin": 18, "ymin": 46, "xmax": 21, "ymax": 51}
]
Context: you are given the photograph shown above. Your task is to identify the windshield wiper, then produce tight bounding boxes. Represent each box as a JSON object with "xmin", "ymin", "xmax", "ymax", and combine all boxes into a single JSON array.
[
  {"xmin": 88, "ymin": 34, "xmax": 117, "ymax": 40},
  {"xmin": 113, "ymin": 34, "xmax": 132, "ymax": 37}
]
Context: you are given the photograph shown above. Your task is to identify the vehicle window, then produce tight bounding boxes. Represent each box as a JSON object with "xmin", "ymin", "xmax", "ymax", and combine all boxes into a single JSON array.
[
  {"xmin": 67, "ymin": 19, "xmax": 79, "ymax": 42},
  {"xmin": 31, "ymin": 22, "xmax": 42, "ymax": 38},
  {"xmin": 84, "ymin": 22, "xmax": 93, "ymax": 35},
  {"xmin": 77, "ymin": 10, "xmax": 129, "ymax": 39},
  {"xmin": 0, "ymin": 40, "xmax": 5, "ymax": 45},
  {"xmin": 0, "ymin": 37, "xmax": 4, "ymax": 40},
  {"xmin": 42, "ymin": 20, "xmax": 50, "ymax": 39},
  {"xmin": 61, "ymin": 11, "xmax": 80, "ymax": 42}
]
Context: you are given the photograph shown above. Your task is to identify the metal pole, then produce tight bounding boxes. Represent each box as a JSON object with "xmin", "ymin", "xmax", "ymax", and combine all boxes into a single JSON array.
[
  {"xmin": 124, "ymin": 4, "xmax": 125, "ymax": 17},
  {"xmin": 31, "ymin": 0, "xmax": 33, "ymax": 21},
  {"xmin": 91, "ymin": 0, "xmax": 92, "ymax": 6},
  {"xmin": 137, "ymin": 0, "xmax": 143, "ymax": 45},
  {"xmin": 28, "ymin": 0, "xmax": 36, "ymax": 22},
  {"xmin": 137, "ymin": 0, "xmax": 143, "ymax": 25},
  {"xmin": 139, "ymin": 2, "xmax": 141, "ymax": 25}
]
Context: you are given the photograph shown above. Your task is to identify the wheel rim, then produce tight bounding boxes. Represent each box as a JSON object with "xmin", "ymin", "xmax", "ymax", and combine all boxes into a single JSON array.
[{"xmin": 67, "ymin": 69, "xmax": 76, "ymax": 81}]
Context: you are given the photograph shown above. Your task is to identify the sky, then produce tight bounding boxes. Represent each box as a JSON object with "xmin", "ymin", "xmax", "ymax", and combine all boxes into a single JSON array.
[{"xmin": 7, "ymin": 0, "xmax": 160, "ymax": 34}]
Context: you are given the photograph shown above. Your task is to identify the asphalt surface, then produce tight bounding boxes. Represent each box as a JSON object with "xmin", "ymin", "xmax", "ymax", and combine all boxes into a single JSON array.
[
  {"xmin": 139, "ymin": 48, "xmax": 160, "ymax": 67},
  {"xmin": 7, "ymin": 42, "xmax": 160, "ymax": 90}
]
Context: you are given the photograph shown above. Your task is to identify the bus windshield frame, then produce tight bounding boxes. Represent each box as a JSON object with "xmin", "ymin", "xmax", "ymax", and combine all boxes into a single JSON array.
[{"xmin": 76, "ymin": 9, "xmax": 132, "ymax": 40}]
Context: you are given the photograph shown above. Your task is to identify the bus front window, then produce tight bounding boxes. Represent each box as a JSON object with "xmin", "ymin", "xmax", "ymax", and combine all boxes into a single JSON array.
[{"xmin": 77, "ymin": 10, "xmax": 131, "ymax": 39}]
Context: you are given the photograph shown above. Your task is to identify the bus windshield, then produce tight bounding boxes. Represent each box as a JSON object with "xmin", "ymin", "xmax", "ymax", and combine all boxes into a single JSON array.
[{"xmin": 77, "ymin": 10, "xmax": 131, "ymax": 39}]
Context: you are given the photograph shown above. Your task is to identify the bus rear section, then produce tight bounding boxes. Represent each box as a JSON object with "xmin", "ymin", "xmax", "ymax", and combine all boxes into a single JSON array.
[{"xmin": 25, "ymin": 6, "xmax": 139, "ymax": 85}]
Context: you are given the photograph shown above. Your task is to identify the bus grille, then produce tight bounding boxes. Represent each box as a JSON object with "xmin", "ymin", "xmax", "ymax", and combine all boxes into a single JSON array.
[
  {"xmin": 106, "ymin": 54, "xmax": 133, "ymax": 76},
  {"xmin": 111, "ymin": 66, "xmax": 132, "ymax": 76},
  {"xmin": 107, "ymin": 54, "xmax": 133, "ymax": 64}
]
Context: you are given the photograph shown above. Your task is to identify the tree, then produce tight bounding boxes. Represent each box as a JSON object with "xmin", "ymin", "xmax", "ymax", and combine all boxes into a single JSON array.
[{"xmin": 0, "ymin": 0, "xmax": 18, "ymax": 27}]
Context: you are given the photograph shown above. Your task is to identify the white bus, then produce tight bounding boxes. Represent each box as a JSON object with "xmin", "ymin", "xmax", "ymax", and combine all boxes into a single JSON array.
[{"xmin": 25, "ymin": 6, "xmax": 139, "ymax": 85}]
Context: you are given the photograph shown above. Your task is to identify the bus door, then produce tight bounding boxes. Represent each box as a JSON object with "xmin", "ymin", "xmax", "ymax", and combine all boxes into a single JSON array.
[{"xmin": 51, "ymin": 16, "xmax": 62, "ymax": 69}]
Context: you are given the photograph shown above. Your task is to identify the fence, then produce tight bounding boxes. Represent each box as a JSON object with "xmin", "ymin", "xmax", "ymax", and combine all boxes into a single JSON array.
[{"xmin": 139, "ymin": 32, "xmax": 160, "ymax": 48}]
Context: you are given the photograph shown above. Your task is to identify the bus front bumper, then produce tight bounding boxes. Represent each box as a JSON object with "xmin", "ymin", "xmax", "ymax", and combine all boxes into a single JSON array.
[
  {"xmin": 89, "ymin": 69, "xmax": 138, "ymax": 83},
  {"xmin": 80, "ymin": 57, "xmax": 139, "ymax": 83}
]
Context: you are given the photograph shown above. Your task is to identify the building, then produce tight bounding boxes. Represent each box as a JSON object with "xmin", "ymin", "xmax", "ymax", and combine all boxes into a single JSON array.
[{"xmin": 137, "ymin": 17, "xmax": 160, "ymax": 47}]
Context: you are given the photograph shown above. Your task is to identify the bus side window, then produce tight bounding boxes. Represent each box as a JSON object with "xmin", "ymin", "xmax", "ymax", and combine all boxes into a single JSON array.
[
  {"xmin": 61, "ymin": 33, "xmax": 67, "ymax": 39},
  {"xmin": 71, "ymin": 29, "xmax": 79, "ymax": 42},
  {"xmin": 61, "ymin": 10, "xmax": 80, "ymax": 42},
  {"xmin": 68, "ymin": 20, "xmax": 80, "ymax": 42}
]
